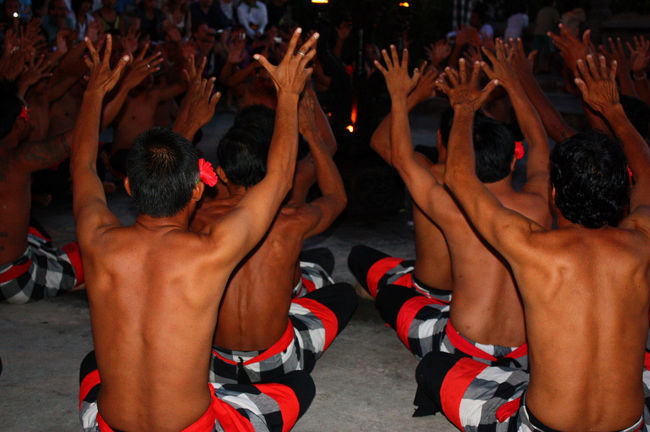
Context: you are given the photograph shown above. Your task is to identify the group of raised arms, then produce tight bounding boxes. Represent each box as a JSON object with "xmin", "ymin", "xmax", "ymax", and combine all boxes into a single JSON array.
[{"xmin": 0, "ymin": 4, "xmax": 649, "ymax": 431}]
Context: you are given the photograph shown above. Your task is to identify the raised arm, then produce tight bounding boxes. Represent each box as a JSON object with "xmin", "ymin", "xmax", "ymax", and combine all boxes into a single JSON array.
[
  {"xmin": 205, "ymin": 29, "xmax": 319, "ymax": 264},
  {"xmin": 369, "ymin": 64, "xmax": 438, "ymax": 164},
  {"xmin": 102, "ymin": 46, "xmax": 163, "ymax": 129},
  {"xmin": 70, "ymin": 36, "xmax": 130, "ymax": 242},
  {"xmin": 482, "ymin": 39, "xmax": 550, "ymax": 200},
  {"xmin": 440, "ymin": 60, "xmax": 544, "ymax": 262},
  {"xmin": 374, "ymin": 46, "xmax": 451, "ymax": 221},
  {"xmin": 574, "ymin": 55, "xmax": 650, "ymax": 210}
]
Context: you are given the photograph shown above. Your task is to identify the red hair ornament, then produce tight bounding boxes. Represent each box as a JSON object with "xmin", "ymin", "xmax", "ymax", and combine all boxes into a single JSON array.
[{"xmin": 199, "ymin": 158, "xmax": 218, "ymax": 187}]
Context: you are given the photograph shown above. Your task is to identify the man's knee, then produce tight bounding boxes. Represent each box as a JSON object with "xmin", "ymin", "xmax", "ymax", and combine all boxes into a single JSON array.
[
  {"xmin": 303, "ymin": 282, "xmax": 358, "ymax": 333},
  {"xmin": 375, "ymin": 285, "xmax": 420, "ymax": 329},
  {"xmin": 347, "ymin": 244, "xmax": 388, "ymax": 287},
  {"xmin": 300, "ymin": 247, "xmax": 335, "ymax": 275}
]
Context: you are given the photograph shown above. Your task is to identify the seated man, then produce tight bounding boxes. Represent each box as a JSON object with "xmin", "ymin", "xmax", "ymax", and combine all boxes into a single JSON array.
[
  {"xmin": 417, "ymin": 54, "xmax": 650, "ymax": 430},
  {"xmin": 349, "ymin": 67, "xmax": 452, "ymax": 304},
  {"xmin": 354, "ymin": 44, "xmax": 551, "ymax": 369},
  {"xmin": 75, "ymin": 31, "xmax": 318, "ymax": 431},
  {"xmin": 0, "ymin": 81, "xmax": 84, "ymax": 304},
  {"xmin": 190, "ymin": 83, "xmax": 357, "ymax": 385}
]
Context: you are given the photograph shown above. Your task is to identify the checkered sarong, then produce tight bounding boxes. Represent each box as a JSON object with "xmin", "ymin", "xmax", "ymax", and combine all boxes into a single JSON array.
[
  {"xmin": 291, "ymin": 260, "xmax": 335, "ymax": 298},
  {"xmin": 79, "ymin": 351, "xmax": 314, "ymax": 432},
  {"xmin": 0, "ymin": 228, "xmax": 82, "ymax": 304},
  {"xmin": 378, "ymin": 284, "xmax": 527, "ymax": 368},
  {"xmin": 210, "ymin": 283, "xmax": 356, "ymax": 384},
  {"xmin": 348, "ymin": 244, "xmax": 452, "ymax": 303},
  {"xmin": 430, "ymin": 353, "xmax": 649, "ymax": 431}
]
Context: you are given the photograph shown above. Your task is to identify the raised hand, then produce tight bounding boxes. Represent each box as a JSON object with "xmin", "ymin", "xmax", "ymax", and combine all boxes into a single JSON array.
[
  {"xmin": 574, "ymin": 55, "xmax": 619, "ymax": 115},
  {"xmin": 181, "ymin": 77, "xmax": 221, "ymax": 129},
  {"xmin": 182, "ymin": 53, "xmax": 207, "ymax": 84},
  {"xmin": 226, "ymin": 37, "xmax": 247, "ymax": 64},
  {"xmin": 425, "ymin": 39, "xmax": 451, "ymax": 67},
  {"xmin": 374, "ymin": 45, "xmax": 421, "ymax": 98},
  {"xmin": 481, "ymin": 38, "xmax": 517, "ymax": 89},
  {"xmin": 436, "ymin": 58, "xmax": 498, "ymax": 112},
  {"xmin": 17, "ymin": 54, "xmax": 52, "ymax": 96},
  {"xmin": 254, "ymin": 28, "xmax": 319, "ymax": 95},
  {"xmin": 508, "ymin": 37, "xmax": 536, "ymax": 78},
  {"xmin": 464, "ymin": 45, "xmax": 483, "ymax": 65},
  {"xmin": 122, "ymin": 44, "xmax": 163, "ymax": 90},
  {"xmin": 84, "ymin": 35, "xmax": 130, "ymax": 97},
  {"xmin": 627, "ymin": 36, "xmax": 650, "ymax": 75},
  {"xmin": 599, "ymin": 37, "xmax": 631, "ymax": 76},
  {"xmin": 123, "ymin": 25, "xmax": 141, "ymax": 55},
  {"xmin": 549, "ymin": 23, "xmax": 594, "ymax": 74},
  {"xmin": 409, "ymin": 63, "xmax": 438, "ymax": 104}
]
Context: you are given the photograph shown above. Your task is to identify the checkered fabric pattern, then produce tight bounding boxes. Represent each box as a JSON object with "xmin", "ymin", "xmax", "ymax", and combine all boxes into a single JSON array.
[
  {"xmin": 348, "ymin": 244, "xmax": 452, "ymax": 303},
  {"xmin": 452, "ymin": 0, "xmax": 473, "ymax": 29},
  {"xmin": 435, "ymin": 354, "xmax": 648, "ymax": 432},
  {"xmin": 79, "ymin": 351, "xmax": 314, "ymax": 432},
  {"xmin": 210, "ymin": 283, "xmax": 356, "ymax": 384},
  {"xmin": 377, "ymin": 284, "xmax": 527, "ymax": 368},
  {"xmin": 0, "ymin": 231, "xmax": 80, "ymax": 304},
  {"xmin": 291, "ymin": 260, "xmax": 335, "ymax": 298}
]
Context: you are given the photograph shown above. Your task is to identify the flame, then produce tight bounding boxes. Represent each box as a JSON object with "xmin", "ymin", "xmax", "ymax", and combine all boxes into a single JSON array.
[
  {"xmin": 311, "ymin": 0, "xmax": 329, "ymax": 3},
  {"xmin": 399, "ymin": 2, "xmax": 410, "ymax": 7},
  {"xmin": 346, "ymin": 125, "xmax": 355, "ymax": 133}
]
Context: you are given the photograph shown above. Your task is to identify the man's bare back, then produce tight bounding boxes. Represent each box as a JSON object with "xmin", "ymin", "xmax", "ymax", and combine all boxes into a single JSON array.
[{"xmin": 72, "ymin": 32, "xmax": 317, "ymax": 430}]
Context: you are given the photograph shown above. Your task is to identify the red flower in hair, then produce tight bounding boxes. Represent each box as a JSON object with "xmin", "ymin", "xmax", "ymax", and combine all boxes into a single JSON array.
[
  {"xmin": 19, "ymin": 105, "xmax": 30, "ymax": 123},
  {"xmin": 628, "ymin": 166, "xmax": 633, "ymax": 182},
  {"xmin": 199, "ymin": 158, "xmax": 218, "ymax": 187},
  {"xmin": 514, "ymin": 141, "xmax": 525, "ymax": 160}
]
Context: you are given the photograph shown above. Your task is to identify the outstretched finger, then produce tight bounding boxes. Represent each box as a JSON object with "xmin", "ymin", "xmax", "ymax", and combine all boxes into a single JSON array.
[
  {"xmin": 84, "ymin": 37, "xmax": 100, "ymax": 65},
  {"xmin": 254, "ymin": 53, "xmax": 275, "ymax": 75},
  {"xmin": 111, "ymin": 54, "xmax": 130, "ymax": 81},
  {"xmin": 296, "ymin": 32, "xmax": 319, "ymax": 59},
  {"xmin": 373, "ymin": 59, "xmax": 388, "ymax": 76},
  {"xmin": 458, "ymin": 58, "xmax": 468, "ymax": 83},
  {"xmin": 136, "ymin": 42, "xmax": 150, "ymax": 61},
  {"xmin": 400, "ymin": 48, "xmax": 409, "ymax": 70},
  {"xmin": 609, "ymin": 60, "xmax": 617, "ymax": 82},
  {"xmin": 102, "ymin": 34, "xmax": 113, "ymax": 68},
  {"xmin": 478, "ymin": 79, "xmax": 499, "ymax": 104},
  {"xmin": 283, "ymin": 27, "xmax": 303, "ymax": 62},
  {"xmin": 598, "ymin": 54, "xmax": 608, "ymax": 79},
  {"xmin": 481, "ymin": 45, "xmax": 497, "ymax": 65},
  {"xmin": 445, "ymin": 66, "xmax": 459, "ymax": 86},
  {"xmin": 298, "ymin": 47, "xmax": 317, "ymax": 70},
  {"xmin": 470, "ymin": 61, "xmax": 481, "ymax": 84},
  {"xmin": 576, "ymin": 58, "xmax": 590, "ymax": 82},
  {"xmin": 435, "ymin": 77, "xmax": 451, "ymax": 95},
  {"xmin": 574, "ymin": 77, "xmax": 587, "ymax": 97},
  {"xmin": 381, "ymin": 48, "xmax": 392, "ymax": 70},
  {"xmin": 586, "ymin": 54, "xmax": 599, "ymax": 79}
]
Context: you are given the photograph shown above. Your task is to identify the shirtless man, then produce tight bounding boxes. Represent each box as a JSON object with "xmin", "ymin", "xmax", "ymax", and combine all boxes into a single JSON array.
[
  {"xmin": 0, "ymin": 81, "xmax": 84, "ymax": 304},
  {"xmin": 351, "ymin": 43, "xmax": 551, "ymax": 370},
  {"xmin": 348, "ymin": 66, "xmax": 453, "ymax": 303},
  {"xmin": 190, "ymin": 83, "xmax": 357, "ymax": 384},
  {"xmin": 75, "ymin": 31, "xmax": 318, "ymax": 431},
  {"xmin": 416, "ymin": 54, "xmax": 650, "ymax": 431}
]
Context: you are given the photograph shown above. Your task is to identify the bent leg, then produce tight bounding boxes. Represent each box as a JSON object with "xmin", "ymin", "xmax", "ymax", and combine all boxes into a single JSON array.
[
  {"xmin": 418, "ymin": 352, "xmax": 529, "ymax": 431},
  {"xmin": 376, "ymin": 285, "xmax": 449, "ymax": 358},
  {"xmin": 213, "ymin": 370, "xmax": 315, "ymax": 432},
  {"xmin": 347, "ymin": 245, "xmax": 414, "ymax": 298},
  {"xmin": 299, "ymin": 247, "xmax": 335, "ymax": 275},
  {"xmin": 296, "ymin": 248, "xmax": 336, "ymax": 297},
  {"xmin": 290, "ymin": 283, "xmax": 358, "ymax": 372}
]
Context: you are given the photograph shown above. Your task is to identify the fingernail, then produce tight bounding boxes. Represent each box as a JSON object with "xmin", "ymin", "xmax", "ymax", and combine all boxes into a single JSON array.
[
  {"xmin": 122, "ymin": 55, "xmax": 130, "ymax": 61},
  {"xmin": 313, "ymin": 33, "xmax": 320, "ymax": 39},
  {"xmin": 296, "ymin": 28, "xmax": 302, "ymax": 34},
  {"xmin": 253, "ymin": 54, "xmax": 260, "ymax": 60}
]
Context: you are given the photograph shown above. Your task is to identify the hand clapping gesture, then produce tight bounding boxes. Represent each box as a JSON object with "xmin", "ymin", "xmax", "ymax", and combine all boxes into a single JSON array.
[
  {"xmin": 254, "ymin": 28, "xmax": 319, "ymax": 96},
  {"xmin": 436, "ymin": 58, "xmax": 498, "ymax": 112}
]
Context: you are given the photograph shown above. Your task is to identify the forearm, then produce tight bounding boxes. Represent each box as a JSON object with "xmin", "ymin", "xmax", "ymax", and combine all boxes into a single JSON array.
[
  {"xmin": 373, "ymin": 92, "xmax": 424, "ymax": 165},
  {"xmin": 225, "ymin": 63, "xmax": 256, "ymax": 88},
  {"xmin": 101, "ymin": 86, "xmax": 130, "ymax": 129},
  {"xmin": 633, "ymin": 73, "xmax": 650, "ymax": 106},
  {"xmin": 309, "ymin": 134, "xmax": 346, "ymax": 208},
  {"xmin": 266, "ymin": 92, "xmax": 300, "ymax": 194},
  {"xmin": 618, "ymin": 69, "xmax": 638, "ymax": 98},
  {"xmin": 603, "ymin": 103, "xmax": 650, "ymax": 181},
  {"xmin": 312, "ymin": 90, "xmax": 337, "ymax": 156},
  {"xmin": 505, "ymin": 81, "xmax": 549, "ymax": 169},
  {"xmin": 582, "ymin": 102, "xmax": 613, "ymax": 136},
  {"xmin": 71, "ymin": 91, "xmax": 103, "ymax": 174},
  {"xmin": 390, "ymin": 93, "xmax": 416, "ymax": 174},
  {"xmin": 519, "ymin": 73, "xmax": 576, "ymax": 142},
  {"xmin": 444, "ymin": 107, "xmax": 477, "ymax": 194}
]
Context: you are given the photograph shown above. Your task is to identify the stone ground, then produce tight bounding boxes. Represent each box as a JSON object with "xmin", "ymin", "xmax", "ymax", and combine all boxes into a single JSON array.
[{"xmin": 0, "ymin": 89, "xmax": 582, "ymax": 431}]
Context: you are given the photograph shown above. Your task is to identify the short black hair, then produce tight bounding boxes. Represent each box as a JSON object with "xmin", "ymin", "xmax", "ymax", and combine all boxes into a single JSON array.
[
  {"xmin": 0, "ymin": 80, "xmax": 23, "ymax": 140},
  {"xmin": 550, "ymin": 131, "xmax": 629, "ymax": 228},
  {"xmin": 126, "ymin": 127, "xmax": 199, "ymax": 217},
  {"xmin": 439, "ymin": 110, "xmax": 515, "ymax": 183},
  {"xmin": 217, "ymin": 127, "xmax": 267, "ymax": 187},
  {"xmin": 233, "ymin": 104, "xmax": 275, "ymax": 148},
  {"xmin": 620, "ymin": 95, "xmax": 650, "ymax": 139}
]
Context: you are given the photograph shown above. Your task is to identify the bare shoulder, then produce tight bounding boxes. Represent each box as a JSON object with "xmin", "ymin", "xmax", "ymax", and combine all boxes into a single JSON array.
[
  {"xmin": 278, "ymin": 202, "xmax": 320, "ymax": 232},
  {"xmin": 619, "ymin": 206, "xmax": 650, "ymax": 243}
]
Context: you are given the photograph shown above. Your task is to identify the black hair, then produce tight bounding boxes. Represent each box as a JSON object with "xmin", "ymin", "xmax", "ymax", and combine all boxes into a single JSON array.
[
  {"xmin": 0, "ymin": 80, "xmax": 23, "ymax": 140},
  {"xmin": 71, "ymin": 0, "xmax": 90, "ymax": 14},
  {"xmin": 217, "ymin": 127, "xmax": 267, "ymax": 187},
  {"xmin": 126, "ymin": 127, "xmax": 199, "ymax": 217},
  {"xmin": 550, "ymin": 131, "xmax": 629, "ymax": 228},
  {"xmin": 620, "ymin": 95, "xmax": 650, "ymax": 139},
  {"xmin": 233, "ymin": 104, "xmax": 275, "ymax": 148},
  {"xmin": 438, "ymin": 109, "xmax": 515, "ymax": 183}
]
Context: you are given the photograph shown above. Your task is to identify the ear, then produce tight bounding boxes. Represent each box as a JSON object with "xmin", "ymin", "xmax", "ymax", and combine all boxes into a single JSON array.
[
  {"xmin": 192, "ymin": 180, "xmax": 204, "ymax": 202},
  {"xmin": 124, "ymin": 177, "xmax": 132, "ymax": 197},
  {"xmin": 216, "ymin": 166, "xmax": 228, "ymax": 184}
]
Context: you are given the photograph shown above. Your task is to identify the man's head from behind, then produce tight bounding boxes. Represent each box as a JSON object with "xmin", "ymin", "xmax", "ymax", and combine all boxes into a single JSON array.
[
  {"xmin": 439, "ymin": 109, "xmax": 515, "ymax": 183},
  {"xmin": 126, "ymin": 127, "xmax": 200, "ymax": 218},
  {"xmin": 551, "ymin": 131, "xmax": 629, "ymax": 229},
  {"xmin": 217, "ymin": 127, "xmax": 267, "ymax": 188}
]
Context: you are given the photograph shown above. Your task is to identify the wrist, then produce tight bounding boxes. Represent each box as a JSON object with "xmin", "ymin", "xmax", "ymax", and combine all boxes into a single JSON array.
[
  {"xmin": 83, "ymin": 89, "xmax": 105, "ymax": 103},
  {"xmin": 452, "ymin": 103, "xmax": 477, "ymax": 116},
  {"xmin": 601, "ymin": 102, "xmax": 625, "ymax": 119},
  {"xmin": 277, "ymin": 90, "xmax": 301, "ymax": 102}
]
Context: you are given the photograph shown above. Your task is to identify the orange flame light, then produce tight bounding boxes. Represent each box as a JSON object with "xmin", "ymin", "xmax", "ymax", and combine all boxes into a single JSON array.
[
  {"xmin": 346, "ymin": 125, "xmax": 355, "ymax": 133},
  {"xmin": 311, "ymin": 0, "xmax": 329, "ymax": 3},
  {"xmin": 399, "ymin": 2, "xmax": 410, "ymax": 7}
]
